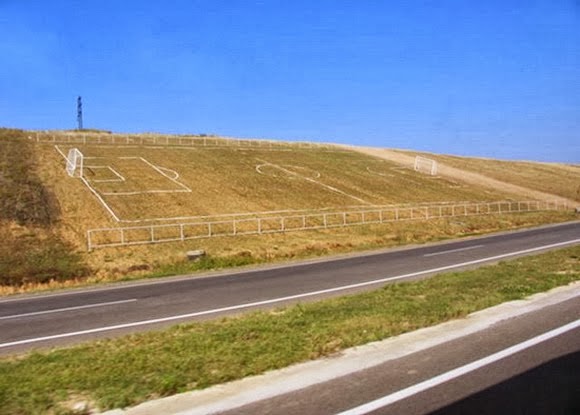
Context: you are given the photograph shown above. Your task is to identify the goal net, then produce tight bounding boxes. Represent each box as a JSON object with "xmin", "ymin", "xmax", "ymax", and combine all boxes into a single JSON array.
[
  {"xmin": 414, "ymin": 156, "xmax": 438, "ymax": 176},
  {"xmin": 66, "ymin": 148, "xmax": 84, "ymax": 177}
]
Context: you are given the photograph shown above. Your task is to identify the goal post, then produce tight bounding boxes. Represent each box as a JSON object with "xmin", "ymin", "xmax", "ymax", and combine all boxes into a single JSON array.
[
  {"xmin": 66, "ymin": 148, "xmax": 84, "ymax": 177},
  {"xmin": 414, "ymin": 156, "xmax": 438, "ymax": 176}
]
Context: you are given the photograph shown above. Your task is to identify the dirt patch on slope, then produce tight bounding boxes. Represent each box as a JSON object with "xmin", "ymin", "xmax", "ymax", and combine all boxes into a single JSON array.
[{"xmin": 345, "ymin": 145, "xmax": 577, "ymax": 206}]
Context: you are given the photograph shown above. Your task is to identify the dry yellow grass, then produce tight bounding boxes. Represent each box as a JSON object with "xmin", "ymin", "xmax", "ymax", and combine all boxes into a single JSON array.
[
  {"xmin": 349, "ymin": 146, "xmax": 579, "ymax": 204},
  {"xmin": 47, "ymin": 143, "xmax": 515, "ymax": 224},
  {"xmin": 1, "ymin": 130, "xmax": 576, "ymax": 292}
]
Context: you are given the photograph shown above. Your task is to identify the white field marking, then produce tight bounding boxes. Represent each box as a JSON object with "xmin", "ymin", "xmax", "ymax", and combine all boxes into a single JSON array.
[
  {"xmin": 53, "ymin": 144, "xmax": 68, "ymax": 160},
  {"xmin": 101, "ymin": 189, "xmax": 191, "ymax": 196},
  {"xmin": 257, "ymin": 159, "xmax": 371, "ymax": 205},
  {"xmin": 336, "ymin": 318, "xmax": 580, "ymax": 415},
  {"xmin": 366, "ymin": 166, "xmax": 395, "ymax": 177},
  {"xmin": 84, "ymin": 166, "xmax": 125, "ymax": 183},
  {"xmin": 98, "ymin": 157, "xmax": 191, "ymax": 196},
  {"xmin": 424, "ymin": 245, "xmax": 485, "ymax": 257},
  {"xmin": 0, "ymin": 299, "xmax": 137, "ymax": 321},
  {"xmin": 155, "ymin": 166, "xmax": 180, "ymax": 180},
  {"xmin": 1, "ymin": 239, "xmax": 577, "ymax": 349},
  {"xmin": 54, "ymin": 145, "xmax": 122, "ymax": 222},
  {"xmin": 255, "ymin": 164, "xmax": 321, "ymax": 179},
  {"xmin": 80, "ymin": 174, "xmax": 122, "ymax": 222}
]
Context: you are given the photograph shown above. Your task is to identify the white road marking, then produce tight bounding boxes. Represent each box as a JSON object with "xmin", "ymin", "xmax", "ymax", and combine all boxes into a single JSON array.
[
  {"xmin": 336, "ymin": 318, "xmax": 580, "ymax": 415},
  {"xmin": 0, "ymin": 239, "xmax": 578, "ymax": 349},
  {"xmin": 0, "ymin": 299, "xmax": 137, "ymax": 321},
  {"xmin": 424, "ymin": 244, "xmax": 484, "ymax": 257}
]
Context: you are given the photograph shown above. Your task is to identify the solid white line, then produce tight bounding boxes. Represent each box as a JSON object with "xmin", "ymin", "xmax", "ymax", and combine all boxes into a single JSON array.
[
  {"xmin": 0, "ymin": 239, "xmax": 578, "ymax": 348},
  {"xmin": 336, "ymin": 318, "xmax": 580, "ymax": 415},
  {"xmin": 257, "ymin": 158, "xmax": 371, "ymax": 205},
  {"xmin": 0, "ymin": 299, "xmax": 137, "ymax": 321},
  {"xmin": 424, "ymin": 244, "xmax": 484, "ymax": 257}
]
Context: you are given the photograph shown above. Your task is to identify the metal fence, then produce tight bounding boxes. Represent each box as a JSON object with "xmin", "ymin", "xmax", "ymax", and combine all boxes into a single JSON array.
[
  {"xmin": 86, "ymin": 200, "xmax": 568, "ymax": 250},
  {"xmin": 34, "ymin": 131, "xmax": 336, "ymax": 150}
]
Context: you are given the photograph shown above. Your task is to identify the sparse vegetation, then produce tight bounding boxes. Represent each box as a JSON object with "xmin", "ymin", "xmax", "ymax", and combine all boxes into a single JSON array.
[
  {"xmin": 0, "ymin": 129, "xmax": 88, "ymax": 286},
  {"xmin": 0, "ymin": 246, "xmax": 577, "ymax": 414},
  {"xmin": 402, "ymin": 150, "xmax": 580, "ymax": 203}
]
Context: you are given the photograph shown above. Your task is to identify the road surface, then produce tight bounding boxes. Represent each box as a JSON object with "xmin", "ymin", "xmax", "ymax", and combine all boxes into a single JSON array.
[
  {"xmin": 0, "ymin": 221, "xmax": 578, "ymax": 355},
  {"xmin": 216, "ymin": 292, "xmax": 580, "ymax": 415}
]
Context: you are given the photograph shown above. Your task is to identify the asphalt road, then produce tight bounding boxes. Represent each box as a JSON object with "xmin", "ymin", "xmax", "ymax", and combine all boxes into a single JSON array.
[
  {"xmin": 217, "ymin": 292, "xmax": 580, "ymax": 415},
  {"xmin": 0, "ymin": 221, "xmax": 578, "ymax": 355}
]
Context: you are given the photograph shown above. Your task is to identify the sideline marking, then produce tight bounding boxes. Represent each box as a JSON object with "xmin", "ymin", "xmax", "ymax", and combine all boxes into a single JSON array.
[
  {"xmin": 424, "ymin": 244, "xmax": 484, "ymax": 257},
  {"xmin": 336, "ymin": 318, "xmax": 580, "ymax": 415},
  {"xmin": 257, "ymin": 158, "xmax": 371, "ymax": 205},
  {"xmin": 0, "ymin": 239, "xmax": 577, "ymax": 349},
  {"xmin": 0, "ymin": 299, "xmax": 137, "ymax": 321}
]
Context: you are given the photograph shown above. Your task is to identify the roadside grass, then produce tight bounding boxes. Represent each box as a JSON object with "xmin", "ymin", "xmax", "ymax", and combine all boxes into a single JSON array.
[
  {"xmin": 1, "ymin": 210, "xmax": 574, "ymax": 295},
  {"xmin": 0, "ymin": 246, "xmax": 578, "ymax": 414},
  {"xmin": 399, "ymin": 150, "xmax": 580, "ymax": 203}
]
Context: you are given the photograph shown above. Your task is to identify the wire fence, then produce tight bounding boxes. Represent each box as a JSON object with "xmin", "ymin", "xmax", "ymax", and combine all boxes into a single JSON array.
[
  {"xmin": 34, "ymin": 131, "xmax": 337, "ymax": 150},
  {"xmin": 87, "ymin": 200, "xmax": 569, "ymax": 250}
]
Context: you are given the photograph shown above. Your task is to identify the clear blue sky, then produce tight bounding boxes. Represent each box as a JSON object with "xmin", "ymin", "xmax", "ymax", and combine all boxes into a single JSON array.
[{"xmin": 1, "ymin": 1, "xmax": 579, "ymax": 162}]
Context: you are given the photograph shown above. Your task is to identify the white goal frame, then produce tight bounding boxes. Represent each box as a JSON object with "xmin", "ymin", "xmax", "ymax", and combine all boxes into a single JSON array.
[
  {"xmin": 414, "ymin": 156, "xmax": 438, "ymax": 176},
  {"xmin": 66, "ymin": 148, "xmax": 84, "ymax": 177}
]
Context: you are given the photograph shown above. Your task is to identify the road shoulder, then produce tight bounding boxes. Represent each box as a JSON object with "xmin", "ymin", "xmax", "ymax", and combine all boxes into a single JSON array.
[{"xmin": 105, "ymin": 281, "xmax": 580, "ymax": 415}]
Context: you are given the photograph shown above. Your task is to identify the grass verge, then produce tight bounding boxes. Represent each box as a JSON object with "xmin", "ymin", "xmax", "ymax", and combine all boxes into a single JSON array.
[
  {"xmin": 1, "ymin": 211, "xmax": 575, "ymax": 295},
  {"xmin": 0, "ymin": 246, "xmax": 578, "ymax": 414}
]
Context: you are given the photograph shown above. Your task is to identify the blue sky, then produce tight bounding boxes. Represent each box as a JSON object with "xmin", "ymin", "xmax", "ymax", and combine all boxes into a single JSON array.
[{"xmin": 1, "ymin": 1, "xmax": 579, "ymax": 162}]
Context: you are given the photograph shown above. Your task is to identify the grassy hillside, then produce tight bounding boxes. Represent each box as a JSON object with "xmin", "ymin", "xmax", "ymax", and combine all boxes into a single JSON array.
[
  {"xmin": 0, "ymin": 129, "xmax": 87, "ymax": 286},
  {"xmin": 0, "ymin": 130, "xmax": 576, "ymax": 292},
  {"xmin": 55, "ymin": 143, "xmax": 514, "ymax": 223},
  {"xmin": 397, "ymin": 150, "xmax": 580, "ymax": 203}
]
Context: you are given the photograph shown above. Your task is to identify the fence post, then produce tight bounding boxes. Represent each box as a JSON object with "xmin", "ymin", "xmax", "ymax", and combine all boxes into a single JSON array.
[
  {"xmin": 121, "ymin": 229, "xmax": 125, "ymax": 244},
  {"xmin": 395, "ymin": 209, "xmax": 399, "ymax": 221},
  {"xmin": 208, "ymin": 223, "xmax": 212, "ymax": 237},
  {"xmin": 180, "ymin": 224, "xmax": 184, "ymax": 241},
  {"xmin": 233, "ymin": 221, "xmax": 237, "ymax": 236},
  {"xmin": 87, "ymin": 231, "xmax": 92, "ymax": 251},
  {"xmin": 151, "ymin": 226, "xmax": 155, "ymax": 242},
  {"xmin": 425, "ymin": 207, "xmax": 429, "ymax": 219},
  {"xmin": 323, "ymin": 214, "xmax": 328, "ymax": 228},
  {"xmin": 258, "ymin": 218, "xmax": 262, "ymax": 234},
  {"xmin": 281, "ymin": 217, "xmax": 285, "ymax": 231},
  {"xmin": 343, "ymin": 212, "xmax": 347, "ymax": 225},
  {"xmin": 379, "ymin": 210, "xmax": 383, "ymax": 223}
]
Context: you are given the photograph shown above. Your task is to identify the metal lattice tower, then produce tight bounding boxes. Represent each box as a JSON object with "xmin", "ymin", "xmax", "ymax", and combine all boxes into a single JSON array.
[{"xmin": 77, "ymin": 96, "xmax": 83, "ymax": 130}]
